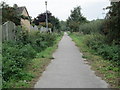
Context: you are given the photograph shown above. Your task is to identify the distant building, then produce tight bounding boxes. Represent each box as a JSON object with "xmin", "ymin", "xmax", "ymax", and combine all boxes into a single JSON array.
[{"xmin": 17, "ymin": 7, "xmax": 31, "ymax": 31}]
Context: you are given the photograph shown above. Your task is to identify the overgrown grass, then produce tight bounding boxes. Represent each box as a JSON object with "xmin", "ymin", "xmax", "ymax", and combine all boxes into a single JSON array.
[
  {"xmin": 6, "ymin": 35, "xmax": 62, "ymax": 88},
  {"xmin": 70, "ymin": 33, "xmax": 120, "ymax": 88},
  {"xmin": 2, "ymin": 31, "xmax": 63, "ymax": 88}
]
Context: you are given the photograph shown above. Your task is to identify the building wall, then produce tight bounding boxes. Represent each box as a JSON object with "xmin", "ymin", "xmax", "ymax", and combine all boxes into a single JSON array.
[{"xmin": 21, "ymin": 8, "xmax": 30, "ymax": 31}]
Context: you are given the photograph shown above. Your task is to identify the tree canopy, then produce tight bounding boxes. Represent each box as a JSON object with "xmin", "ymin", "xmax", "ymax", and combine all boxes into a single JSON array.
[
  {"xmin": 66, "ymin": 6, "xmax": 87, "ymax": 32},
  {"xmin": 60, "ymin": 21, "xmax": 67, "ymax": 31},
  {"xmin": 105, "ymin": 2, "xmax": 120, "ymax": 44},
  {"xmin": 33, "ymin": 11, "xmax": 60, "ymax": 31},
  {"xmin": 1, "ymin": 2, "xmax": 30, "ymax": 25},
  {"xmin": 1, "ymin": 2, "xmax": 21, "ymax": 25}
]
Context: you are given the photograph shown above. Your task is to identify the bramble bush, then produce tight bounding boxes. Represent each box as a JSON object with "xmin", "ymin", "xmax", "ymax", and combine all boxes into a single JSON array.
[
  {"xmin": 84, "ymin": 34, "xmax": 119, "ymax": 64},
  {"xmin": 28, "ymin": 32, "xmax": 57, "ymax": 52},
  {"xmin": 2, "ymin": 30, "xmax": 60, "ymax": 87},
  {"xmin": 84, "ymin": 34, "xmax": 105, "ymax": 50},
  {"xmin": 2, "ymin": 43, "xmax": 37, "ymax": 84}
]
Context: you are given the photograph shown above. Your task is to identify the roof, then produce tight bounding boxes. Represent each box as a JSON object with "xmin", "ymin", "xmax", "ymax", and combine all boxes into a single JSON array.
[
  {"xmin": 17, "ymin": 7, "xmax": 25, "ymax": 14},
  {"xmin": 17, "ymin": 6, "xmax": 30, "ymax": 17}
]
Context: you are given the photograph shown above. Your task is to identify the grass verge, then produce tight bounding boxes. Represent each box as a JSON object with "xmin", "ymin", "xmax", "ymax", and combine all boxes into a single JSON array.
[
  {"xmin": 70, "ymin": 33, "xmax": 119, "ymax": 88},
  {"xmin": 28, "ymin": 35, "xmax": 62, "ymax": 88}
]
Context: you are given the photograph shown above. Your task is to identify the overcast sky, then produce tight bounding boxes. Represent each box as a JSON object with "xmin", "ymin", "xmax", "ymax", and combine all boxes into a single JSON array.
[{"xmin": 3, "ymin": 0, "xmax": 110, "ymax": 21}]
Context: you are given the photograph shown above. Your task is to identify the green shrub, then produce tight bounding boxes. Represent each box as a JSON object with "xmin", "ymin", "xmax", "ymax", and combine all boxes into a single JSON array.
[
  {"xmin": 84, "ymin": 34, "xmax": 119, "ymax": 64},
  {"xmin": 19, "ymin": 44, "xmax": 36, "ymax": 59},
  {"xmin": 28, "ymin": 32, "xmax": 57, "ymax": 52},
  {"xmin": 84, "ymin": 34, "xmax": 105, "ymax": 50},
  {"xmin": 2, "ymin": 31, "xmax": 60, "ymax": 87},
  {"xmin": 97, "ymin": 44, "xmax": 119, "ymax": 62},
  {"xmin": 79, "ymin": 19, "xmax": 104, "ymax": 34},
  {"xmin": 2, "ymin": 43, "xmax": 36, "ymax": 81},
  {"xmin": 16, "ymin": 29, "xmax": 29, "ymax": 45}
]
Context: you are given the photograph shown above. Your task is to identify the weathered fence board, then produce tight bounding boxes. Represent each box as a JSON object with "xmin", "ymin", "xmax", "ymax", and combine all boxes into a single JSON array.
[{"xmin": 2, "ymin": 21, "xmax": 16, "ymax": 41}]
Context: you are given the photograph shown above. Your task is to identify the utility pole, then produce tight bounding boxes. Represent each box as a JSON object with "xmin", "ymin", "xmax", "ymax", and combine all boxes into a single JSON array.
[{"xmin": 45, "ymin": 1, "xmax": 48, "ymax": 32}]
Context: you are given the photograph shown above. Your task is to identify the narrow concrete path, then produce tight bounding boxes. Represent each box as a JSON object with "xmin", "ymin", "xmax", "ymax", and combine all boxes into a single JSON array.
[{"xmin": 34, "ymin": 32, "xmax": 108, "ymax": 88}]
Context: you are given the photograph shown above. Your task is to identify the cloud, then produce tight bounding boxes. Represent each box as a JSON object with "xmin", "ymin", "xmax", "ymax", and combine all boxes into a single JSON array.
[{"xmin": 4, "ymin": 0, "xmax": 110, "ymax": 20}]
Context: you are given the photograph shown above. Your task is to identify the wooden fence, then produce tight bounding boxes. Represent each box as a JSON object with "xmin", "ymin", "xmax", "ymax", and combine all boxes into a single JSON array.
[
  {"xmin": 2, "ymin": 21, "xmax": 16, "ymax": 41},
  {"xmin": 2, "ymin": 21, "xmax": 52, "ymax": 42},
  {"xmin": 30, "ymin": 25, "xmax": 51, "ymax": 32},
  {"xmin": 30, "ymin": 25, "xmax": 39, "ymax": 31}
]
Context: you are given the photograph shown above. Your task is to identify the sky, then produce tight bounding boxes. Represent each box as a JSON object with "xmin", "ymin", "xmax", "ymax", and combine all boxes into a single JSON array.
[{"xmin": 3, "ymin": 0, "xmax": 110, "ymax": 21}]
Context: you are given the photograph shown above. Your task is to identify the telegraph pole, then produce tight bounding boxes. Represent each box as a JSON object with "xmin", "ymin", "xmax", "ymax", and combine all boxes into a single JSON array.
[{"xmin": 45, "ymin": 1, "xmax": 48, "ymax": 31}]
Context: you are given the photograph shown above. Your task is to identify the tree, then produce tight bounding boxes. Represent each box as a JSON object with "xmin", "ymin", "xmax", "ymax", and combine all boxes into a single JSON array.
[
  {"xmin": 105, "ymin": 2, "xmax": 120, "ymax": 44},
  {"xmin": 33, "ymin": 11, "xmax": 52, "ymax": 25},
  {"xmin": 33, "ymin": 11, "xmax": 60, "ymax": 32},
  {"xmin": 1, "ymin": 2, "xmax": 30, "ymax": 25},
  {"xmin": 1, "ymin": 2, "xmax": 21, "ymax": 25},
  {"xmin": 66, "ymin": 6, "xmax": 87, "ymax": 32},
  {"xmin": 49, "ymin": 16, "xmax": 60, "ymax": 32},
  {"xmin": 60, "ymin": 21, "xmax": 67, "ymax": 31}
]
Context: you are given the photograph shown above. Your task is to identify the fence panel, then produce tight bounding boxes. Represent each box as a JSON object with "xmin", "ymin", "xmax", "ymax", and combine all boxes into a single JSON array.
[
  {"xmin": 30, "ymin": 25, "xmax": 38, "ymax": 31},
  {"xmin": 2, "ymin": 21, "xmax": 16, "ymax": 41},
  {"xmin": 2, "ymin": 22, "xmax": 7, "ymax": 41},
  {"xmin": 8, "ymin": 21, "xmax": 16, "ymax": 41}
]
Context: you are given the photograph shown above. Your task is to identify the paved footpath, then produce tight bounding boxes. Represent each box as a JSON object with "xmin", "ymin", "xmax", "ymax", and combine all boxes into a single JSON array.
[{"xmin": 34, "ymin": 32, "xmax": 108, "ymax": 88}]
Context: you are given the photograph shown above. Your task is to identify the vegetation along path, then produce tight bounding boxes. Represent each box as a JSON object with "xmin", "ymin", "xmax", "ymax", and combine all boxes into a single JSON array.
[{"xmin": 34, "ymin": 32, "xmax": 109, "ymax": 88}]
